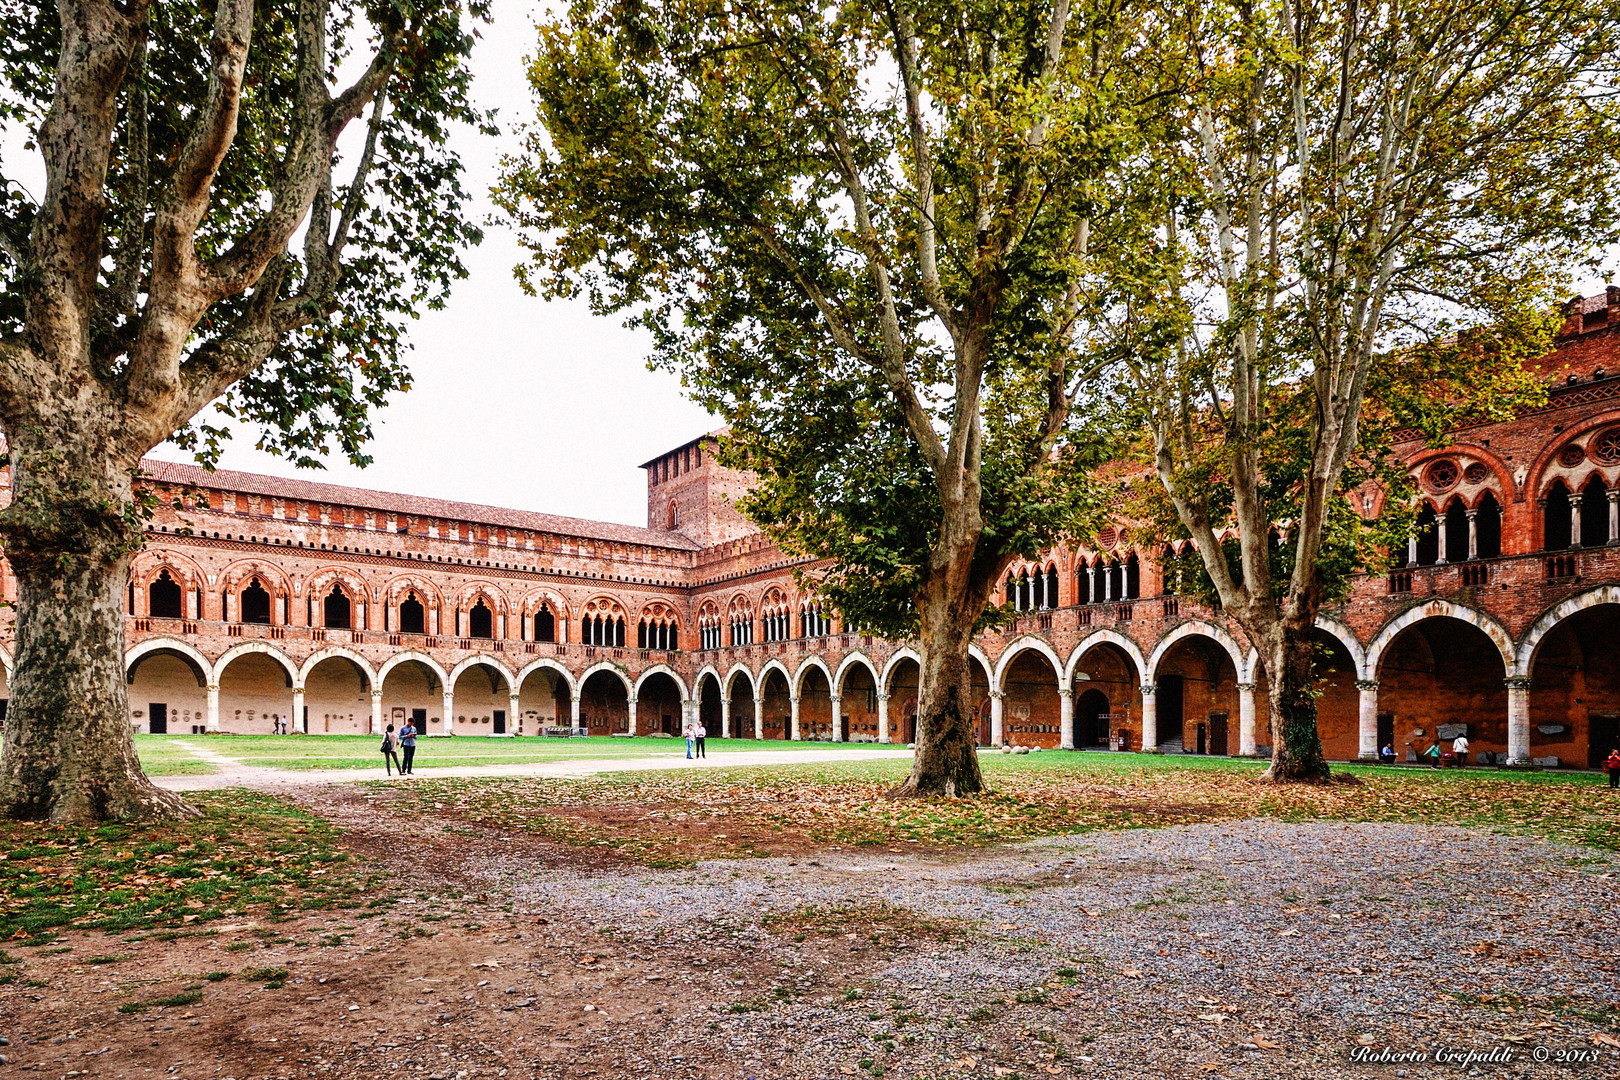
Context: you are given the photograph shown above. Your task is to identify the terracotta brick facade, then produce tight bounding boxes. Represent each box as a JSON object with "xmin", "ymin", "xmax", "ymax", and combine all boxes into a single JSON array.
[{"xmin": 2, "ymin": 294, "xmax": 1617, "ymax": 767}]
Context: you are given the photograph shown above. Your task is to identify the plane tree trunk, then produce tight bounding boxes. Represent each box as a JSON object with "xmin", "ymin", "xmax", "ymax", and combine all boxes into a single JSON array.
[{"xmin": 1256, "ymin": 619, "xmax": 1330, "ymax": 783}]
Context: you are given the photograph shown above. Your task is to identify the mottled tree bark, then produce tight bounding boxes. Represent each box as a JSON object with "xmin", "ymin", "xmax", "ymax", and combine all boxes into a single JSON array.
[
  {"xmin": 1258, "ymin": 622, "xmax": 1330, "ymax": 783},
  {"xmin": 891, "ymin": 596, "xmax": 985, "ymax": 798}
]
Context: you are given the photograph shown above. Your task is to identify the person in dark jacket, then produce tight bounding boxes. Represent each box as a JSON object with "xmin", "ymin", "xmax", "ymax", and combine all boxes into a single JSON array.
[{"xmin": 399, "ymin": 718, "xmax": 418, "ymax": 775}]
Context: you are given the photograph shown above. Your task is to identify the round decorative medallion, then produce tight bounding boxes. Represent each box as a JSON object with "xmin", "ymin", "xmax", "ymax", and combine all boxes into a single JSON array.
[
  {"xmin": 1558, "ymin": 443, "xmax": 1586, "ymax": 468},
  {"xmin": 1593, "ymin": 427, "xmax": 1620, "ymax": 466},
  {"xmin": 1422, "ymin": 459, "xmax": 1459, "ymax": 493},
  {"xmin": 1097, "ymin": 526, "xmax": 1119, "ymax": 550},
  {"xmin": 1462, "ymin": 462, "xmax": 1489, "ymax": 485}
]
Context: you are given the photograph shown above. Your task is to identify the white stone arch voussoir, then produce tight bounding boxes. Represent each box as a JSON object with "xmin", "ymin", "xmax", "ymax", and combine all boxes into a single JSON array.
[
  {"xmin": 634, "ymin": 663, "xmax": 690, "ymax": 701},
  {"xmin": 794, "ymin": 654, "xmax": 835, "ymax": 697},
  {"xmin": 298, "ymin": 646, "xmax": 379, "ymax": 690},
  {"xmin": 1065, "ymin": 629, "xmax": 1148, "ymax": 686},
  {"xmin": 757, "ymin": 658, "xmax": 792, "ymax": 694},
  {"xmin": 1513, "ymin": 584, "xmax": 1620, "ymax": 678},
  {"xmin": 880, "ymin": 647, "xmax": 919, "ymax": 696},
  {"xmin": 214, "ymin": 640, "xmax": 297, "ymax": 688},
  {"xmin": 126, "ymin": 636, "xmax": 214, "ymax": 687},
  {"xmin": 515, "ymin": 656, "xmax": 577, "ymax": 697},
  {"xmin": 993, "ymin": 635, "xmax": 1068, "ymax": 693},
  {"xmin": 723, "ymin": 662, "xmax": 756, "ymax": 698},
  {"xmin": 692, "ymin": 663, "xmax": 723, "ymax": 696},
  {"xmin": 1365, "ymin": 599, "xmax": 1514, "ymax": 680},
  {"xmin": 1147, "ymin": 621, "xmax": 1246, "ymax": 686},
  {"xmin": 378, "ymin": 649, "xmax": 451, "ymax": 689},
  {"xmin": 833, "ymin": 650, "xmax": 880, "ymax": 696},
  {"xmin": 578, "ymin": 659, "xmax": 634, "ymax": 697},
  {"xmin": 450, "ymin": 654, "xmax": 518, "ymax": 692},
  {"xmin": 1312, "ymin": 614, "xmax": 1369, "ymax": 681}
]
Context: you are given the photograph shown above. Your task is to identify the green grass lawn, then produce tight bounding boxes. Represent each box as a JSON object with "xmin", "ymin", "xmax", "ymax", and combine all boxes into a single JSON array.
[
  {"xmin": 135, "ymin": 732, "xmax": 897, "ymax": 773},
  {"xmin": 382, "ymin": 750, "xmax": 1620, "ymax": 868}
]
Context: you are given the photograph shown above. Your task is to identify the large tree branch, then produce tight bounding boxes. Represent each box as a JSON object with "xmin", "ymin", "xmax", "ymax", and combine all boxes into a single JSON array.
[{"xmin": 883, "ymin": 0, "xmax": 954, "ymax": 334}]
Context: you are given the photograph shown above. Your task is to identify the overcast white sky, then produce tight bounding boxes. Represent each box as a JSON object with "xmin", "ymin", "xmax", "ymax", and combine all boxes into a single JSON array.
[{"xmin": 158, "ymin": 0, "xmax": 718, "ymax": 529}]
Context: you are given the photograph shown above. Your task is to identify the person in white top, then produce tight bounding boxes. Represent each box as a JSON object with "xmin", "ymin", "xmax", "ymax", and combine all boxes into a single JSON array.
[
  {"xmin": 684, "ymin": 724, "xmax": 694, "ymax": 759},
  {"xmin": 1452, "ymin": 733, "xmax": 1470, "ymax": 769},
  {"xmin": 694, "ymin": 722, "xmax": 707, "ymax": 759}
]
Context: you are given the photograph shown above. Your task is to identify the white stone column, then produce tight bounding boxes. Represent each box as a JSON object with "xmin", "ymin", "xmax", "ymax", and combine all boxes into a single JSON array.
[
  {"xmin": 790, "ymin": 694, "xmax": 801, "ymax": 741},
  {"xmin": 1466, "ymin": 509, "xmax": 1479, "ymax": 560},
  {"xmin": 1237, "ymin": 682, "xmax": 1257, "ymax": 756},
  {"xmin": 370, "ymin": 689, "xmax": 383, "ymax": 735},
  {"xmin": 205, "ymin": 683, "xmax": 220, "ymax": 733},
  {"xmin": 720, "ymin": 695, "xmax": 731, "ymax": 739},
  {"xmin": 626, "ymin": 694, "xmax": 638, "ymax": 737},
  {"xmin": 1609, "ymin": 489, "xmax": 1619, "ymax": 545},
  {"xmin": 443, "ymin": 688, "xmax": 456, "ymax": 736},
  {"xmin": 829, "ymin": 694, "xmax": 842, "ymax": 743},
  {"xmin": 1435, "ymin": 515, "xmax": 1448, "ymax": 564},
  {"xmin": 292, "ymin": 687, "xmax": 306, "ymax": 734},
  {"xmin": 1356, "ymin": 680, "xmax": 1379, "ymax": 760},
  {"xmin": 989, "ymin": 690, "xmax": 1005, "ymax": 746},
  {"xmin": 1140, "ymin": 683, "xmax": 1157, "ymax": 750},
  {"xmin": 1406, "ymin": 535, "xmax": 1418, "ymax": 566},
  {"xmin": 569, "ymin": 694, "xmax": 581, "ymax": 731},
  {"xmin": 753, "ymin": 693, "xmax": 764, "ymax": 740},
  {"xmin": 1058, "ymin": 687, "xmax": 1074, "ymax": 750},
  {"xmin": 1571, "ymin": 498, "xmax": 1583, "ymax": 548},
  {"xmin": 1506, "ymin": 677, "xmax": 1531, "ymax": 765},
  {"xmin": 509, "ymin": 690, "xmax": 522, "ymax": 735},
  {"xmin": 877, "ymin": 693, "xmax": 890, "ymax": 744},
  {"xmin": 1086, "ymin": 566, "xmax": 1096, "ymax": 604}
]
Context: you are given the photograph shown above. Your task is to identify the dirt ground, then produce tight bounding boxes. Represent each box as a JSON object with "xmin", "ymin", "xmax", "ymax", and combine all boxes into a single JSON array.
[{"xmin": 4, "ymin": 785, "xmax": 1619, "ymax": 1080}]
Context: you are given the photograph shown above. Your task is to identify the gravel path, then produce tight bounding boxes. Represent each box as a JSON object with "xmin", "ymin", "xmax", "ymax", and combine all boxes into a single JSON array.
[
  {"xmin": 464, "ymin": 820, "xmax": 1620, "ymax": 1079},
  {"xmin": 153, "ymin": 744, "xmax": 914, "ymax": 791}
]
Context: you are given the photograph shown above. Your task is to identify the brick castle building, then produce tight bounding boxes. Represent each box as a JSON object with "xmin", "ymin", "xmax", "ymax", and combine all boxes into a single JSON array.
[{"xmin": 5, "ymin": 291, "xmax": 1618, "ymax": 768}]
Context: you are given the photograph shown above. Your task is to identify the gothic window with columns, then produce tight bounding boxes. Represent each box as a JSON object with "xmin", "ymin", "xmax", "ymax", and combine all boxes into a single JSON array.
[
  {"xmin": 399, "ymin": 591, "xmax": 426, "ymax": 635},
  {"xmin": 149, "ymin": 570, "xmax": 183, "ymax": 619},
  {"xmin": 241, "ymin": 578, "xmax": 272, "ymax": 624}
]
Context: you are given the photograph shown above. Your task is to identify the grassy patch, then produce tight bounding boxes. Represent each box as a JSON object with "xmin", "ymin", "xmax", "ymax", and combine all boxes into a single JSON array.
[
  {"xmin": 117, "ymin": 988, "xmax": 205, "ymax": 1013},
  {"xmin": 154, "ymin": 733, "xmax": 873, "ymax": 773},
  {"xmin": 0, "ymin": 789, "xmax": 379, "ymax": 941},
  {"xmin": 379, "ymin": 753, "xmax": 1620, "ymax": 866},
  {"xmin": 764, "ymin": 900, "xmax": 961, "ymax": 945}
]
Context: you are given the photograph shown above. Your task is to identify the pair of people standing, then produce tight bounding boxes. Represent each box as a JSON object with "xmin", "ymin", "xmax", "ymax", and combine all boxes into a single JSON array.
[
  {"xmin": 683, "ymin": 722, "xmax": 708, "ymax": 759},
  {"xmin": 380, "ymin": 719, "xmax": 418, "ymax": 776}
]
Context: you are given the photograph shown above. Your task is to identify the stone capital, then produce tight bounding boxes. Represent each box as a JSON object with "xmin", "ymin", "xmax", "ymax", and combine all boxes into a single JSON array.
[
  {"xmin": 988, "ymin": 690, "xmax": 1005, "ymax": 701},
  {"xmin": 1354, "ymin": 680, "xmax": 1379, "ymax": 692},
  {"xmin": 1235, "ymin": 682, "xmax": 1256, "ymax": 693},
  {"xmin": 1503, "ymin": 676, "xmax": 1533, "ymax": 690},
  {"xmin": 1140, "ymin": 682, "xmax": 1158, "ymax": 696}
]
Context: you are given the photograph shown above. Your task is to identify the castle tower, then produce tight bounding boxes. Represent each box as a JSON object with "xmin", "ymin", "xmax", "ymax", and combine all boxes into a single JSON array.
[{"xmin": 641, "ymin": 431, "xmax": 758, "ymax": 545}]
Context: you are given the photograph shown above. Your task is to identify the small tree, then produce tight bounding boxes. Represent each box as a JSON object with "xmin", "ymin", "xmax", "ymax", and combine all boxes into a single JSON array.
[
  {"xmin": 497, "ymin": 0, "xmax": 1142, "ymax": 795},
  {"xmin": 0, "ymin": 0, "xmax": 488, "ymax": 822},
  {"xmin": 1117, "ymin": 0, "xmax": 1620, "ymax": 779}
]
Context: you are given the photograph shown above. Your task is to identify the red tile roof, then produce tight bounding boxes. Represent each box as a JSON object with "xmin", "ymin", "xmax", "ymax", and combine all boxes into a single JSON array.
[{"xmin": 139, "ymin": 458, "xmax": 701, "ymax": 551}]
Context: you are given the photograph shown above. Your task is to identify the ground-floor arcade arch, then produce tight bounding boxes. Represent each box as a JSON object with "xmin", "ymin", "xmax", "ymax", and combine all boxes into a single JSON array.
[
  {"xmin": 837, "ymin": 657, "xmax": 881, "ymax": 742},
  {"xmin": 215, "ymin": 648, "xmax": 295, "ymax": 734},
  {"xmin": 1067, "ymin": 637, "xmax": 1141, "ymax": 750},
  {"xmin": 796, "ymin": 662, "xmax": 835, "ymax": 741},
  {"xmin": 303, "ymin": 651, "xmax": 374, "ymax": 735},
  {"xmin": 696, "ymin": 671, "xmax": 723, "ymax": 735},
  {"xmin": 880, "ymin": 652, "xmax": 992, "ymax": 746},
  {"xmin": 127, "ymin": 643, "xmax": 210, "ymax": 734},
  {"xmin": 759, "ymin": 664, "xmax": 792, "ymax": 740},
  {"xmin": 453, "ymin": 659, "xmax": 515, "ymax": 735},
  {"xmin": 999, "ymin": 645, "xmax": 1063, "ymax": 749},
  {"xmin": 381, "ymin": 656, "xmax": 445, "ymax": 736},
  {"xmin": 637, "ymin": 670, "xmax": 686, "ymax": 735},
  {"xmin": 1374, "ymin": 615, "xmax": 1509, "ymax": 764},
  {"xmin": 1524, "ymin": 600, "xmax": 1620, "ymax": 768},
  {"xmin": 724, "ymin": 667, "xmax": 757, "ymax": 739},
  {"xmin": 1148, "ymin": 631, "xmax": 1245, "ymax": 755}
]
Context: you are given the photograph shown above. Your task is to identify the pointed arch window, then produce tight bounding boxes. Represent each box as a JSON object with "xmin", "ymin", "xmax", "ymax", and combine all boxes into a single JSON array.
[
  {"xmin": 241, "ymin": 578, "xmax": 272, "ymax": 624},
  {"xmin": 399, "ymin": 591, "xmax": 426, "ymax": 635},
  {"xmin": 468, "ymin": 598, "xmax": 493, "ymax": 639},
  {"xmin": 149, "ymin": 570, "xmax": 183, "ymax": 619},
  {"xmin": 534, "ymin": 604, "xmax": 556, "ymax": 643},
  {"xmin": 324, "ymin": 586, "xmax": 352, "ymax": 630}
]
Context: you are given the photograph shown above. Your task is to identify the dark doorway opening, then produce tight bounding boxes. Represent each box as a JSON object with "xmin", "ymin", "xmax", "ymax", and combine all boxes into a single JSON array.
[
  {"xmin": 149, "ymin": 702, "xmax": 168, "ymax": 734},
  {"xmin": 493, "ymin": 709, "xmax": 506, "ymax": 734},
  {"xmin": 1377, "ymin": 711, "xmax": 1395, "ymax": 756},
  {"xmin": 1077, "ymin": 688, "xmax": 1110, "ymax": 747},
  {"xmin": 1157, "ymin": 675, "xmax": 1185, "ymax": 747},
  {"xmin": 1590, "ymin": 714, "xmax": 1619, "ymax": 769},
  {"xmin": 1208, "ymin": 712, "xmax": 1229, "ymax": 755}
]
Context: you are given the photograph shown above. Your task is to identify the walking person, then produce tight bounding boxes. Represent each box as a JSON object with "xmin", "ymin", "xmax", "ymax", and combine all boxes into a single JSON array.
[
  {"xmin": 694, "ymin": 720, "xmax": 707, "ymax": 759},
  {"xmin": 399, "ymin": 717, "xmax": 418, "ymax": 775},
  {"xmin": 1451, "ymin": 731, "xmax": 1470, "ymax": 770},
  {"xmin": 684, "ymin": 723, "xmax": 695, "ymax": 760},
  {"xmin": 380, "ymin": 724, "xmax": 403, "ymax": 776},
  {"xmin": 1606, "ymin": 749, "xmax": 1620, "ymax": 790}
]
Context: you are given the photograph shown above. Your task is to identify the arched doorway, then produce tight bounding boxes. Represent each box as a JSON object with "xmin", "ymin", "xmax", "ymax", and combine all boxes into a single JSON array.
[
  {"xmin": 580, "ymin": 669, "xmax": 629, "ymax": 736},
  {"xmin": 725, "ymin": 671, "xmax": 756, "ymax": 739},
  {"xmin": 454, "ymin": 662, "xmax": 513, "ymax": 735},
  {"xmin": 127, "ymin": 648, "xmax": 208, "ymax": 733},
  {"xmin": 638, "ymin": 671, "xmax": 685, "ymax": 736},
  {"xmin": 697, "ymin": 673, "xmax": 723, "ymax": 736},
  {"xmin": 216, "ymin": 651, "xmax": 293, "ymax": 734},
  {"xmin": 760, "ymin": 668, "xmax": 791, "ymax": 739},
  {"xmin": 838, "ymin": 663, "xmax": 879, "ymax": 742},
  {"xmin": 1001, "ymin": 649, "xmax": 1062, "ymax": 749},
  {"xmin": 381, "ymin": 659, "xmax": 442, "ymax": 737},
  {"xmin": 1151, "ymin": 635, "xmax": 1240, "ymax": 754},
  {"xmin": 797, "ymin": 666, "xmax": 833, "ymax": 741},
  {"xmin": 1376, "ymin": 617, "xmax": 1508, "ymax": 764},
  {"xmin": 305, "ymin": 655, "xmax": 371, "ymax": 735},
  {"xmin": 1069, "ymin": 641, "xmax": 1142, "ymax": 750},
  {"xmin": 517, "ymin": 666, "xmax": 571, "ymax": 735},
  {"xmin": 1528, "ymin": 603, "xmax": 1620, "ymax": 768}
]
